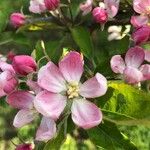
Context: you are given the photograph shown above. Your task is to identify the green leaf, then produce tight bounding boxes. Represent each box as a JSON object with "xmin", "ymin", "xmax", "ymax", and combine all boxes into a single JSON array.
[
  {"xmin": 87, "ymin": 121, "xmax": 137, "ymax": 150},
  {"xmin": 0, "ymin": 10, "xmax": 8, "ymax": 33},
  {"xmin": 70, "ymin": 26, "xmax": 93, "ymax": 59},
  {"xmin": 99, "ymin": 82, "xmax": 150, "ymax": 126}
]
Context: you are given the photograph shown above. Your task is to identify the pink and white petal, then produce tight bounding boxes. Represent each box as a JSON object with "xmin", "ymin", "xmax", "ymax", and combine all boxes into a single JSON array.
[
  {"xmin": 130, "ymin": 15, "xmax": 148, "ymax": 28},
  {"xmin": 79, "ymin": 73, "xmax": 107, "ymax": 98},
  {"xmin": 34, "ymin": 91, "xmax": 67, "ymax": 120},
  {"xmin": 27, "ymin": 80, "xmax": 42, "ymax": 94},
  {"xmin": 3, "ymin": 71, "xmax": 18, "ymax": 94},
  {"xmin": 104, "ymin": 0, "xmax": 120, "ymax": 18},
  {"xmin": 110, "ymin": 55, "xmax": 125, "ymax": 74},
  {"xmin": 13, "ymin": 109, "xmax": 37, "ymax": 128},
  {"xmin": 38, "ymin": 61, "xmax": 66, "ymax": 93},
  {"xmin": 133, "ymin": 0, "xmax": 149, "ymax": 14},
  {"xmin": 71, "ymin": 99, "xmax": 102, "ymax": 129},
  {"xmin": 125, "ymin": 46, "xmax": 145, "ymax": 68},
  {"xmin": 123, "ymin": 67, "xmax": 143, "ymax": 84},
  {"xmin": 80, "ymin": 0, "xmax": 93, "ymax": 16},
  {"xmin": 145, "ymin": 50, "xmax": 150, "ymax": 62},
  {"xmin": 0, "ymin": 60, "xmax": 15, "ymax": 73},
  {"xmin": 6, "ymin": 91, "xmax": 34, "ymax": 109},
  {"xmin": 36, "ymin": 117, "xmax": 56, "ymax": 141},
  {"xmin": 59, "ymin": 51, "xmax": 84, "ymax": 83},
  {"xmin": 140, "ymin": 64, "xmax": 150, "ymax": 80}
]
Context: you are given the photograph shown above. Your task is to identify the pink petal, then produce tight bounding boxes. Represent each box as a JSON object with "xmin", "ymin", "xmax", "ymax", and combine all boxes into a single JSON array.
[
  {"xmin": 130, "ymin": 15, "xmax": 148, "ymax": 28},
  {"xmin": 80, "ymin": 0, "xmax": 93, "ymax": 16},
  {"xmin": 123, "ymin": 67, "xmax": 143, "ymax": 84},
  {"xmin": 2, "ymin": 71, "xmax": 18, "ymax": 94},
  {"xmin": 34, "ymin": 91, "xmax": 67, "ymax": 120},
  {"xmin": 59, "ymin": 51, "xmax": 84, "ymax": 83},
  {"xmin": 29, "ymin": 0, "xmax": 46, "ymax": 14},
  {"xmin": 145, "ymin": 50, "xmax": 150, "ymax": 62},
  {"xmin": 71, "ymin": 99, "xmax": 102, "ymax": 129},
  {"xmin": 110, "ymin": 55, "xmax": 125, "ymax": 74},
  {"xmin": 133, "ymin": 0, "xmax": 150, "ymax": 14},
  {"xmin": 79, "ymin": 73, "xmax": 107, "ymax": 98},
  {"xmin": 38, "ymin": 61, "xmax": 66, "ymax": 93},
  {"xmin": 140, "ymin": 64, "xmax": 150, "ymax": 80},
  {"xmin": 0, "ymin": 60, "xmax": 15, "ymax": 73},
  {"xmin": 27, "ymin": 80, "xmax": 42, "ymax": 94},
  {"xmin": 13, "ymin": 109, "xmax": 37, "ymax": 128},
  {"xmin": 36, "ymin": 117, "xmax": 56, "ymax": 141},
  {"xmin": 104, "ymin": 0, "xmax": 120, "ymax": 18},
  {"xmin": 6, "ymin": 91, "xmax": 34, "ymax": 109},
  {"xmin": 125, "ymin": 46, "xmax": 145, "ymax": 68}
]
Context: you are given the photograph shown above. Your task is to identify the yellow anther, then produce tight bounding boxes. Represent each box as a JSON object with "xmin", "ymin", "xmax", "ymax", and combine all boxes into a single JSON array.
[{"xmin": 67, "ymin": 81, "xmax": 79, "ymax": 99}]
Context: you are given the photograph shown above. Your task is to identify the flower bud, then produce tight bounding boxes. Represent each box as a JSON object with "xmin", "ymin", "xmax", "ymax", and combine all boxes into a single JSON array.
[
  {"xmin": 132, "ymin": 25, "xmax": 150, "ymax": 45},
  {"xmin": 44, "ymin": 0, "xmax": 60, "ymax": 11},
  {"xmin": 10, "ymin": 13, "xmax": 25, "ymax": 28},
  {"xmin": 12, "ymin": 55, "xmax": 37, "ymax": 76},
  {"xmin": 92, "ymin": 7, "xmax": 108, "ymax": 24},
  {"xmin": 16, "ymin": 144, "xmax": 33, "ymax": 150}
]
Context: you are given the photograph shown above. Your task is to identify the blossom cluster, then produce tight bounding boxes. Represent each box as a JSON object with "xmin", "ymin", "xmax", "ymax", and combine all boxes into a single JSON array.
[
  {"xmin": 5, "ymin": 0, "xmax": 150, "ymax": 149},
  {"xmin": 1, "ymin": 51, "xmax": 107, "ymax": 145}
]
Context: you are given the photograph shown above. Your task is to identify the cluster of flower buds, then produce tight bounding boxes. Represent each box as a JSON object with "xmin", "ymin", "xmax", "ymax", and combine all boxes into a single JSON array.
[
  {"xmin": 80, "ymin": 0, "xmax": 120, "ymax": 24},
  {"xmin": 130, "ymin": 0, "xmax": 150, "ymax": 45},
  {"xmin": 110, "ymin": 0, "xmax": 150, "ymax": 84},
  {"xmin": 10, "ymin": 0, "xmax": 60, "ymax": 28}
]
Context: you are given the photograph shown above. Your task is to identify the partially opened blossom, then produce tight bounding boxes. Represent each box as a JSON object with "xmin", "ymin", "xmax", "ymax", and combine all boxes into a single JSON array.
[
  {"xmin": 12, "ymin": 55, "xmax": 37, "ymax": 76},
  {"xmin": 44, "ymin": 0, "xmax": 60, "ymax": 11},
  {"xmin": 80, "ymin": 0, "xmax": 93, "ymax": 16},
  {"xmin": 132, "ymin": 0, "xmax": 150, "ymax": 27},
  {"xmin": 29, "ymin": 0, "xmax": 46, "ymax": 14},
  {"xmin": 6, "ymin": 89, "xmax": 56, "ymax": 141},
  {"xmin": 111, "ymin": 46, "xmax": 150, "ymax": 84},
  {"xmin": 132, "ymin": 25, "xmax": 150, "ymax": 45},
  {"xmin": 10, "ymin": 13, "xmax": 26, "ymax": 28},
  {"xmin": 36, "ymin": 51, "xmax": 107, "ymax": 129},
  {"xmin": 0, "ymin": 60, "xmax": 18, "ymax": 97},
  {"xmin": 92, "ymin": 0, "xmax": 120, "ymax": 24}
]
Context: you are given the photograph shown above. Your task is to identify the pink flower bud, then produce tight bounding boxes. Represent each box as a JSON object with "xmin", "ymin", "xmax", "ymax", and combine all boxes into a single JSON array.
[
  {"xmin": 44, "ymin": 0, "xmax": 60, "ymax": 11},
  {"xmin": 12, "ymin": 55, "xmax": 37, "ymax": 76},
  {"xmin": 132, "ymin": 25, "xmax": 150, "ymax": 45},
  {"xmin": 16, "ymin": 144, "xmax": 33, "ymax": 150},
  {"xmin": 10, "ymin": 13, "xmax": 25, "ymax": 28},
  {"xmin": 92, "ymin": 7, "xmax": 108, "ymax": 24}
]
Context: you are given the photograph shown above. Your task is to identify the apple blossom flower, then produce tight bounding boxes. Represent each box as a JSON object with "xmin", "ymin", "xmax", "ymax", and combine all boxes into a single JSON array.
[
  {"xmin": 130, "ymin": 15, "xmax": 149, "ymax": 28},
  {"xmin": 132, "ymin": 25, "xmax": 150, "ymax": 45},
  {"xmin": 12, "ymin": 55, "xmax": 37, "ymax": 76},
  {"xmin": 35, "ymin": 51, "xmax": 107, "ymax": 129},
  {"xmin": 6, "ymin": 90, "xmax": 57, "ymax": 141},
  {"xmin": 0, "ymin": 60, "xmax": 18, "ymax": 97},
  {"xmin": 10, "ymin": 13, "xmax": 25, "ymax": 28},
  {"xmin": 44, "ymin": 0, "xmax": 60, "ymax": 11},
  {"xmin": 110, "ymin": 46, "xmax": 150, "ymax": 84},
  {"xmin": 92, "ymin": 0, "xmax": 120, "ymax": 24},
  {"xmin": 132, "ymin": 0, "xmax": 150, "ymax": 27},
  {"xmin": 16, "ymin": 143, "xmax": 33, "ymax": 150},
  {"xmin": 80, "ymin": 0, "xmax": 93, "ymax": 16},
  {"xmin": 29, "ymin": 0, "xmax": 46, "ymax": 14}
]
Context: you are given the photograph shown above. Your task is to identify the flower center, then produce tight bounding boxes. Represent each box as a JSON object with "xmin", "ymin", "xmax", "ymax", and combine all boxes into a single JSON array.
[{"xmin": 67, "ymin": 81, "xmax": 79, "ymax": 99}]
